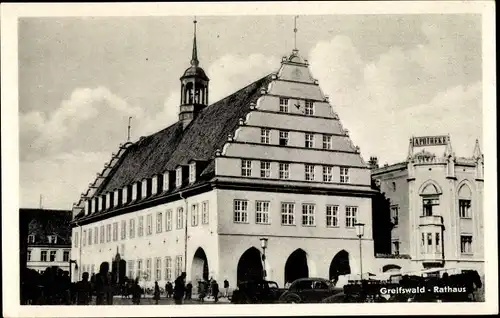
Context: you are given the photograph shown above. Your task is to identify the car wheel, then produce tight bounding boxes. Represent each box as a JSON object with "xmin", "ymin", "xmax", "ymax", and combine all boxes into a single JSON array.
[{"xmin": 283, "ymin": 293, "xmax": 301, "ymax": 304}]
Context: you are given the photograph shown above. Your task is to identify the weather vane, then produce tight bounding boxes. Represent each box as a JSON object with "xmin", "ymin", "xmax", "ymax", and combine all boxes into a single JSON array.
[{"xmin": 294, "ymin": 15, "xmax": 299, "ymax": 50}]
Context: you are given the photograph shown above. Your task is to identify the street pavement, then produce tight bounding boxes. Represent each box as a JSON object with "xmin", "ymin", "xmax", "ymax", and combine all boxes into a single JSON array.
[{"xmin": 90, "ymin": 294, "xmax": 232, "ymax": 305}]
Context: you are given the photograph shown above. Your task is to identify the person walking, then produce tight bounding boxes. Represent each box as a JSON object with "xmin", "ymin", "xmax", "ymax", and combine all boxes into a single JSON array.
[
  {"xmin": 198, "ymin": 280, "xmax": 206, "ymax": 303},
  {"xmin": 211, "ymin": 279, "xmax": 220, "ymax": 303},
  {"xmin": 173, "ymin": 272, "xmax": 186, "ymax": 304},
  {"xmin": 132, "ymin": 279, "xmax": 142, "ymax": 305},
  {"xmin": 185, "ymin": 282, "xmax": 193, "ymax": 300},
  {"xmin": 223, "ymin": 279, "xmax": 229, "ymax": 298},
  {"xmin": 95, "ymin": 262, "xmax": 111, "ymax": 305},
  {"xmin": 75, "ymin": 272, "xmax": 92, "ymax": 305},
  {"xmin": 153, "ymin": 281, "xmax": 161, "ymax": 305}
]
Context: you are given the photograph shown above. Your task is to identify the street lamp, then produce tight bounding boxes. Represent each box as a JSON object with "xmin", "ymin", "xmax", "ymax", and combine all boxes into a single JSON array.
[
  {"xmin": 260, "ymin": 238, "xmax": 268, "ymax": 280},
  {"xmin": 354, "ymin": 223, "xmax": 365, "ymax": 281},
  {"xmin": 69, "ymin": 259, "xmax": 78, "ymax": 282}
]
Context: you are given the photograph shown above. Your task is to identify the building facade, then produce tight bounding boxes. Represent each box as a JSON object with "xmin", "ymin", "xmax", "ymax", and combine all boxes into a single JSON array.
[
  {"xmin": 371, "ymin": 136, "xmax": 484, "ymax": 274},
  {"xmin": 20, "ymin": 208, "xmax": 72, "ymax": 273},
  {"xmin": 70, "ymin": 22, "xmax": 378, "ymax": 288}
]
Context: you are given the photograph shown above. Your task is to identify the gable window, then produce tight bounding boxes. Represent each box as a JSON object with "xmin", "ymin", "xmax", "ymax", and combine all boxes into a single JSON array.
[
  {"xmin": 129, "ymin": 219, "xmax": 135, "ymax": 239},
  {"xmin": 146, "ymin": 214, "xmax": 153, "ymax": 235},
  {"xmin": 189, "ymin": 162, "xmax": 196, "ymax": 183},
  {"xmin": 176, "ymin": 207, "xmax": 184, "ymax": 229},
  {"xmin": 460, "ymin": 235, "xmax": 473, "ymax": 254},
  {"xmin": 345, "ymin": 206, "xmax": 358, "ymax": 228},
  {"xmin": 99, "ymin": 225, "xmax": 104, "ymax": 243},
  {"xmin": 305, "ymin": 100, "xmax": 314, "ymax": 115},
  {"xmin": 121, "ymin": 220, "xmax": 126, "ymax": 240},
  {"xmin": 326, "ymin": 205, "xmax": 339, "ymax": 227},
  {"xmin": 256, "ymin": 201, "xmax": 270, "ymax": 224},
  {"xmin": 322, "ymin": 166, "xmax": 333, "ymax": 182},
  {"xmin": 63, "ymin": 251, "xmax": 70, "ymax": 262},
  {"xmin": 202, "ymin": 202, "xmax": 209, "ymax": 224},
  {"xmin": 322, "ymin": 135, "xmax": 332, "ymax": 150},
  {"xmin": 138, "ymin": 216, "xmax": 144, "ymax": 237},
  {"xmin": 279, "ymin": 97, "xmax": 289, "ymax": 112},
  {"xmin": 279, "ymin": 130, "xmax": 289, "ymax": 146},
  {"xmin": 260, "ymin": 161, "xmax": 271, "ymax": 178},
  {"xmin": 459, "ymin": 199, "xmax": 471, "ymax": 218},
  {"xmin": 94, "ymin": 227, "xmax": 99, "ymax": 244},
  {"xmin": 156, "ymin": 212, "xmax": 163, "ymax": 233},
  {"xmin": 305, "ymin": 133, "xmax": 314, "ymax": 148},
  {"xmin": 340, "ymin": 167, "xmax": 350, "ymax": 183},
  {"xmin": 279, "ymin": 163, "xmax": 290, "ymax": 179},
  {"xmin": 281, "ymin": 202, "xmax": 295, "ymax": 225},
  {"xmin": 40, "ymin": 250, "xmax": 48, "ymax": 262},
  {"xmin": 261, "ymin": 128, "xmax": 270, "ymax": 144},
  {"xmin": 49, "ymin": 250, "xmax": 57, "ymax": 262},
  {"xmin": 305, "ymin": 164, "xmax": 315, "ymax": 181},
  {"xmin": 166, "ymin": 209, "xmax": 173, "ymax": 231},
  {"xmin": 302, "ymin": 204, "xmax": 316, "ymax": 226},
  {"xmin": 191, "ymin": 204, "xmax": 199, "ymax": 227},
  {"xmin": 176, "ymin": 167, "xmax": 182, "ymax": 188},
  {"xmin": 241, "ymin": 160, "xmax": 252, "ymax": 177},
  {"xmin": 391, "ymin": 205, "xmax": 399, "ymax": 226},
  {"xmin": 233, "ymin": 199, "xmax": 249, "ymax": 223}
]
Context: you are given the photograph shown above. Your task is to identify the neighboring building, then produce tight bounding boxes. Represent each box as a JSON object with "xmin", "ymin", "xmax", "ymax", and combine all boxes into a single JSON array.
[
  {"xmin": 371, "ymin": 136, "xmax": 484, "ymax": 274},
  {"xmin": 70, "ymin": 21, "xmax": 377, "ymax": 287},
  {"xmin": 20, "ymin": 208, "xmax": 72, "ymax": 273}
]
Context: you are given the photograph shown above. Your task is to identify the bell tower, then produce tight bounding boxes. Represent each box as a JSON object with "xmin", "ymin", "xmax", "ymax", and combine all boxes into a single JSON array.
[{"xmin": 179, "ymin": 18, "xmax": 209, "ymax": 128}]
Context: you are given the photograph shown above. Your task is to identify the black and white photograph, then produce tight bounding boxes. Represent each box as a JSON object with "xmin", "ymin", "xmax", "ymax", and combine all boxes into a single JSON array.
[{"xmin": 1, "ymin": 1, "xmax": 497, "ymax": 317}]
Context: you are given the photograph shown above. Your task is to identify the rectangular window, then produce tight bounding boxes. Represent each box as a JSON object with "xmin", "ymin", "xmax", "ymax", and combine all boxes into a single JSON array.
[
  {"xmin": 100, "ymin": 225, "xmax": 104, "ymax": 243},
  {"xmin": 175, "ymin": 255, "xmax": 183, "ymax": 278},
  {"xmin": 155, "ymin": 257, "xmax": 162, "ymax": 281},
  {"xmin": 138, "ymin": 216, "xmax": 144, "ymax": 237},
  {"xmin": 322, "ymin": 166, "xmax": 333, "ymax": 182},
  {"xmin": 279, "ymin": 130, "xmax": 289, "ymax": 146},
  {"xmin": 391, "ymin": 205, "xmax": 399, "ymax": 226},
  {"xmin": 305, "ymin": 100, "xmax": 314, "ymax": 115},
  {"xmin": 305, "ymin": 164, "xmax": 315, "ymax": 181},
  {"xmin": 129, "ymin": 219, "xmax": 136, "ymax": 239},
  {"xmin": 260, "ymin": 161, "xmax": 271, "ymax": 178},
  {"xmin": 164, "ymin": 257, "xmax": 172, "ymax": 282},
  {"xmin": 156, "ymin": 212, "xmax": 163, "ymax": 233},
  {"xmin": 233, "ymin": 200, "xmax": 249, "ymax": 223},
  {"xmin": 241, "ymin": 160, "xmax": 252, "ymax": 177},
  {"xmin": 82, "ymin": 230, "xmax": 87, "ymax": 247},
  {"xmin": 94, "ymin": 227, "xmax": 99, "ymax": 245},
  {"xmin": 63, "ymin": 251, "xmax": 70, "ymax": 262},
  {"xmin": 88, "ymin": 228, "xmax": 92, "ymax": 245},
  {"xmin": 281, "ymin": 202, "xmax": 295, "ymax": 225},
  {"xmin": 340, "ymin": 167, "xmax": 350, "ymax": 183},
  {"xmin": 146, "ymin": 258, "xmax": 152, "ymax": 281},
  {"xmin": 27, "ymin": 250, "xmax": 32, "ymax": 261},
  {"xmin": 435, "ymin": 233, "xmax": 441, "ymax": 253},
  {"xmin": 326, "ymin": 205, "xmax": 339, "ymax": 227},
  {"xmin": 392, "ymin": 241, "xmax": 400, "ymax": 255},
  {"xmin": 427, "ymin": 233, "xmax": 433, "ymax": 253},
  {"xmin": 279, "ymin": 97, "xmax": 289, "ymax": 112},
  {"xmin": 112, "ymin": 222, "xmax": 118, "ymax": 241},
  {"xmin": 128, "ymin": 260, "xmax": 135, "ymax": 280},
  {"xmin": 49, "ymin": 250, "xmax": 57, "ymax": 262},
  {"xmin": 28, "ymin": 235, "xmax": 35, "ymax": 244},
  {"xmin": 176, "ymin": 207, "xmax": 184, "ymax": 229},
  {"xmin": 40, "ymin": 250, "xmax": 48, "ymax": 262},
  {"xmin": 459, "ymin": 199, "xmax": 471, "ymax": 218},
  {"xmin": 74, "ymin": 232, "xmax": 79, "ymax": 248},
  {"xmin": 202, "ymin": 202, "xmax": 209, "ymax": 224},
  {"xmin": 121, "ymin": 220, "xmax": 126, "ymax": 240},
  {"xmin": 302, "ymin": 204, "xmax": 316, "ymax": 226},
  {"xmin": 191, "ymin": 204, "xmax": 199, "ymax": 227},
  {"xmin": 106, "ymin": 224, "xmax": 111, "ymax": 242},
  {"xmin": 256, "ymin": 201, "xmax": 270, "ymax": 224},
  {"xmin": 279, "ymin": 163, "xmax": 290, "ymax": 179},
  {"xmin": 322, "ymin": 135, "xmax": 332, "ymax": 150},
  {"xmin": 261, "ymin": 128, "xmax": 270, "ymax": 144},
  {"xmin": 146, "ymin": 214, "xmax": 153, "ymax": 235},
  {"xmin": 345, "ymin": 206, "xmax": 358, "ymax": 228},
  {"xmin": 136, "ymin": 259, "xmax": 143, "ymax": 281},
  {"xmin": 460, "ymin": 235, "xmax": 473, "ymax": 254},
  {"xmin": 305, "ymin": 133, "xmax": 314, "ymax": 148},
  {"xmin": 166, "ymin": 209, "xmax": 173, "ymax": 231}
]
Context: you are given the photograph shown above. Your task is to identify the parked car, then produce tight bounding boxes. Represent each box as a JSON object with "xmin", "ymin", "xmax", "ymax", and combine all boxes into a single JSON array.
[
  {"xmin": 231, "ymin": 280, "xmax": 286, "ymax": 304},
  {"xmin": 278, "ymin": 278, "xmax": 343, "ymax": 303}
]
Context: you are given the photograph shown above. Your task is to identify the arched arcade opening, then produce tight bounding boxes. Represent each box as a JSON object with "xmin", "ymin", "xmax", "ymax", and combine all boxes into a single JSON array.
[
  {"xmin": 329, "ymin": 250, "xmax": 351, "ymax": 282},
  {"xmin": 191, "ymin": 247, "xmax": 209, "ymax": 282},
  {"xmin": 284, "ymin": 249, "xmax": 309, "ymax": 285},
  {"xmin": 236, "ymin": 247, "xmax": 263, "ymax": 284}
]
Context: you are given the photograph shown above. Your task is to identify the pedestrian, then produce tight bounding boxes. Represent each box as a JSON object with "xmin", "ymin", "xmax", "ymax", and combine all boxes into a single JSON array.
[
  {"xmin": 75, "ymin": 272, "xmax": 92, "ymax": 305},
  {"xmin": 173, "ymin": 272, "xmax": 186, "ymax": 304},
  {"xmin": 95, "ymin": 262, "xmax": 112, "ymax": 305},
  {"xmin": 198, "ymin": 280, "xmax": 206, "ymax": 303},
  {"xmin": 223, "ymin": 279, "xmax": 229, "ymax": 298},
  {"xmin": 185, "ymin": 281, "xmax": 193, "ymax": 300},
  {"xmin": 153, "ymin": 281, "xmax": 161, "ymax": 305},
  {"xmin": 211, "ymin": 279, "xmax": 219, "ymax": 303},
  {"xmin": 132, "ymin": 279, "xmax": 141, "ymax": 305},
  {"xmin": 167, "ymin": 282, "xmax": 173, "ymax": 298}
]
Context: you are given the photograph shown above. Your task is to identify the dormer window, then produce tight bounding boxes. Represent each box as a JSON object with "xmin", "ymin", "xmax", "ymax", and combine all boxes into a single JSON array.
[
  {"xmin": 113, "ymin": 189, "xmax": 119, "ymax": 207},
  {"xmin": 132, "ymin": 182, "xmax": 138, "ymax": 201},
  {"xmin": 47, "ymin": 235, "xmax": 57, "ymax": 244},
  {"xmin": 94, "ymin": 197, "xmax": 100, "ymax": 212},
  {"xmin": 176, "ymin": 167, "xmax": 182, "ymax": 187},
  {"xmin": 106, "ymin": 192, "xmax": 111, "ymax": 209},
  {"xmin": 189, "ymin": 162, "xmax": 196, "ymax": 183},
  {"xmin": 122, "ymin": 186, "xmax": 129, "ymax": 205},
  {"xmin": 27, "ymin": 235, "xmax": 35, "ymax": 244},
  {"xmin": 141, "ymin": 179, "xmax": 148, "ymax": 198},
  {"xmin": 163, "ymin": 172, "xmax": 170, "ymax": 192},
  {"xmin": 101, "ymin": 195, "xmax": 107, "ymax": 210},
  {"xmin": 86, "ymin": 200, "xmax": 92, "ymax": 215},
  {"xmin": 152, "ymin": 176, "xmax": 158, "ymax": 195}
]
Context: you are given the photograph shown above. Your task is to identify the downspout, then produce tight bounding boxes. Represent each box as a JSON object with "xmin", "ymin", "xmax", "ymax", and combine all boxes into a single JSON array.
[{"xmin": 180, "ymin": 192, "xmax": 188, "ymax": 274}]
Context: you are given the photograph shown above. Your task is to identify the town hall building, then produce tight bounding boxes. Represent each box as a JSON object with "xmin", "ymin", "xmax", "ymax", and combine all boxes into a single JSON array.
[{"xmin": 70, "ymin": 21, "xmax": 377, "ymax": 288}]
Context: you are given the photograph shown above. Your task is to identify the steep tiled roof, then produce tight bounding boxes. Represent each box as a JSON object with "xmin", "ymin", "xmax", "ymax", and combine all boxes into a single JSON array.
[
  {"xmin": 20, "ymin": 208, "xmax": 72, "ymax": 246},
  {"xmin": 95, "ymin": 74, "xmax": 273, "ymax": 196}
]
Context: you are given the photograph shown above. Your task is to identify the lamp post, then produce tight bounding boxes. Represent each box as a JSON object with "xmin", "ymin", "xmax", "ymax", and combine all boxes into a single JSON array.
[
  {"xmin": 69, "ymin": 259, "xmax": 78, "ymax": 282},
  {"xmin": 260, "ymin": 238, "xmax": 268, "ymax": 280},
  {"xmin": 354, "ymin": 223, "xmax": 365, "ymax": 281}
]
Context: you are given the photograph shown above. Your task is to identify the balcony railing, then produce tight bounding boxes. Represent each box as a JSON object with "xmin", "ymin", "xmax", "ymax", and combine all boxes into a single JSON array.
[{"xmin": 419, "ymin": 215, "xmax": 443, "ymax": 226}]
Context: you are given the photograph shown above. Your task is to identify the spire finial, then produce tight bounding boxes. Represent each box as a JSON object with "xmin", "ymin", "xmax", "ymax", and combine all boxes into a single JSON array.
[
  {"xmin": 294, "ymin": 15, "xmax": 299, "ymax": 51},
  {"xmin": 473, "ymin": 138, "xmax": 482, "ymax": 158},
  {"xmin": 127, "ymin": 117, "xmax": 132, "ymax": 142},
  {"xmin": 191, "ymin": 17, "xmax": 199, "ymax": 67}
]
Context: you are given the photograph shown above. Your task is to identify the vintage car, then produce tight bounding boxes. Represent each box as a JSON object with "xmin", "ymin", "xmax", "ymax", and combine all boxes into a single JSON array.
[
  {"xmin": 230, "ymin": 280, "xmax": 286, "ymax": 304},
  {"xmin": 278, "ymin": 277, "xmax": 343, "ymax": 303}
]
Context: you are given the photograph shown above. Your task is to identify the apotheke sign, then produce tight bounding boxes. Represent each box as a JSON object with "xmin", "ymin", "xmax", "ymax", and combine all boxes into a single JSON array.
[{"xmin": 412, "ymin": 136, "xmax": 448, "ymax": 147}]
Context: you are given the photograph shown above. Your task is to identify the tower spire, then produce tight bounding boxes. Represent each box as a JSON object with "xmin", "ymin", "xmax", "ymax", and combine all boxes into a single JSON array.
[
  {"xmin": 473, "ymin": 138, "xmax": 482, "ymax": 159},
  {"xmin": 191, "ymin": 17, "xmax": 199, "ymax": 67}
]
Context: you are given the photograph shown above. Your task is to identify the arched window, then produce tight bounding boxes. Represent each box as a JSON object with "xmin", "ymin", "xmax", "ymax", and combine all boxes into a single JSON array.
[
  {"xmin": 420, "ymin": 181, "xmax": 441, "ymax": 217},
  {"xmin": 458, "ymin": 184, "xmax": 472, "ymax": 218}
]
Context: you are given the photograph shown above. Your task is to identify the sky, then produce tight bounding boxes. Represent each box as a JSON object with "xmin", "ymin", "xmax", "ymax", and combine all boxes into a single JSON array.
[{"xmin": 18, "ymin": 14, "xmax": 483, "ymax": 209}]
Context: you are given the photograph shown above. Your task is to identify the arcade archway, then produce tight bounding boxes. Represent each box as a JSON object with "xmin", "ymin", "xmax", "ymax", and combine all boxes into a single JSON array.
[
  {"xmin": 284, "ymin": 249, "xmax": 309, "ymax": 285},
  {"xmin": 191, "ymin": 247, "xmax": 209, "ymax": 282},
  {"xmin": 329, "ymin": 250, "xmax": 351, "ymax": 282},
  {"xmin": 237, "ymin": 247, "xmax": 263, "ymax": 284},
  {"xmin": 382, "ymin": 264, "xmax": 401, "ymax": 273}
]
